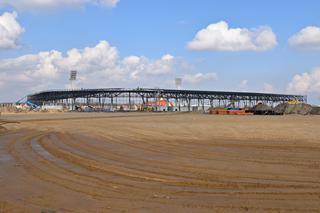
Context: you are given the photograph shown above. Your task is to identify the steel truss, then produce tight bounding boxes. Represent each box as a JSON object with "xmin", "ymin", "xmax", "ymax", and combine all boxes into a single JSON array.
[{"xmin": 27, "ymin": 88, "xmax": 307, "ymax": 111}]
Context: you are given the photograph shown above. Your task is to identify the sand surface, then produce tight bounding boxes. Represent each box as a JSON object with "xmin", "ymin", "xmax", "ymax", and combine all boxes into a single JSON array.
[{"xmin": 0, "ymin": 112, "xmax": 320, "ymax": 212}]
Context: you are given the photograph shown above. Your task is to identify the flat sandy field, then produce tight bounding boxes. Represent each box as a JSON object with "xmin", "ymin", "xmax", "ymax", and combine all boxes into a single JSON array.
[{"xmin": 0, "ymin": 112, "xmax": 320, "ymax": 212}]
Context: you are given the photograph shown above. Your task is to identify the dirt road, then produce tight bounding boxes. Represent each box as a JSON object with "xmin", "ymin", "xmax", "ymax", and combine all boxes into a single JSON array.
[{"xmin": 1, "ymin": 113, "xmax": 320, "ymax": 212}]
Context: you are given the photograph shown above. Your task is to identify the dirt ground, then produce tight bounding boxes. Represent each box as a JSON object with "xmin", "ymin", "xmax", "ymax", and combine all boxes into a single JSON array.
[{"xmin": 0, "ymin": 112, "xmax": 320, "ymax": 213}]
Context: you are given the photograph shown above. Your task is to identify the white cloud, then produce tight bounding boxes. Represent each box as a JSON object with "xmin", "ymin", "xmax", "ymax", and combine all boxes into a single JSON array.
[
  {"xmin": 123, "ymin": 54, "xmax": 175, "ymax": 80},
  {"xmin": 287, "ymin": 68, "xmax": 320, "ymax": 94},
  {"xmin": 289, "ymin": 26, "xmax": 320, "ymax": 49},
  {"xmin": 0, "ymin": 11, "xmax": 24, "ymax": 49},
  {"xmin": 182, "ymin": 72, "xmax": 217, "ymax": 84},
  {"xmin": 0, "ymin": 40, "xmax": 179, "ymax": 101},
  {"xmin": 262, "ymin": 83, "xmax": 274, "ymax": 93},
  {"xmin": 239, "ymin": 79, "xmax": 248, "ymax": 90},
  {"xmin": 187, "ymin": 21, "xmax": 277, "ymax": 51},
  {"xmin": 95, "ymin": 0, "xmax": 119, "ymax": 7},
  {"xmin": 0, "ymin": 0, "xmax": 119, "ymax": 11}
]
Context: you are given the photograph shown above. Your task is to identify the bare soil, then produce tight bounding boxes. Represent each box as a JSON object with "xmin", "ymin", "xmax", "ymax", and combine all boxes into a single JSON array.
[{"xmin": 0, "ymin": 112, "xmax": 320, "ymax": 212}]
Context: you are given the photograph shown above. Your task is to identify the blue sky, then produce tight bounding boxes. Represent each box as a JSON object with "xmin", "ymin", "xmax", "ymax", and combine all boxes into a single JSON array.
[{"xmin": 0, "ymin": 0, "xmax": 320, "ymax": 103}]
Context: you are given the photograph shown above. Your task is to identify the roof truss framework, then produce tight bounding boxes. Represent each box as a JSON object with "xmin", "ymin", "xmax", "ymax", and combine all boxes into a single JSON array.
[{"xmin": 27, "ymin": 88, "xmax": 307, "ymax": 109}]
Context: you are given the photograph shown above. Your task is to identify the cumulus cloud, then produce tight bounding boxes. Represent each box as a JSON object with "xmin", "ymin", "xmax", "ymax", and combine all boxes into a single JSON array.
[
  {"xmin": 262, "ymin": 83, "xmax": 275, "ymax": 93},
  {"xmin": 123, "ymin": 54, "xmax": 175, "ymax": 80},
  {"xmin": 288, "ymin": 26, "xmax": 320, "ymax": 49},
  {"xmin": 187, "ymin": 21, "xmax": 277, "ymax": 51},
  {"xmin": 0, "ymin": 40, "xmax": 179, "ymax": 100},
  {"xmin": 0, "ymin": 0, "xmax": 119, "ymax": 11},
  {"xmin": 0, "ymin": 11, "xmax": 24, "ymax": 49},
  {"xmin": 239, "ymin": 80, "xmax": 248, "ymax": 90},
  {"xmin": 287, "ymin": 68, "xmax": 320, "ymax": 94},
  {"xmin": 182, "ymin": 72, "xmax": 217, "ymax": 84}
]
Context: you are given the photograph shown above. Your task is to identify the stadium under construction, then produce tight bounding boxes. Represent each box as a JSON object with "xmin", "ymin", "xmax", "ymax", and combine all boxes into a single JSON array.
[{"xmin": 26, "ymin": 88, "xmax": 307, "ymax": 112}]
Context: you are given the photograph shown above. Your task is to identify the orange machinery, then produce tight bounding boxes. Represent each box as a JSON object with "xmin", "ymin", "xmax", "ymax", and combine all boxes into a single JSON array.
[{"xmin": 209, "ymin": 109, "xmax": 253, "ymax": 115}]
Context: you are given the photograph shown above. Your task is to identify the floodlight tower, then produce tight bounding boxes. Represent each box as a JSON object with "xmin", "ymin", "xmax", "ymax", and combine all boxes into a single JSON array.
[
  {"xmin": 175, "ymin": 77, "xmax": 182, "ymax": 111},
  {"xmin": 175, "ymin": 77, "xmax": 182, "ymax": 90},
  {"xmin": 69, "ymin": 70, "xmax": 77, "ymax": 90},
  {"xmin": 69, "ymin": 70, "xmax": 77, "ymax": 111}
]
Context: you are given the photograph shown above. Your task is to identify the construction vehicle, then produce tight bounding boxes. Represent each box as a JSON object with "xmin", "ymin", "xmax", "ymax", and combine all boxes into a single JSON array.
[
  {"xmin": 26, "ymin": 101, "xmax": 40, "ymax": 110},
  {"xmin": 15, "ymin": 101, "xmax": 40, "ymax": 111},
  {"xmin": 288, "ymin": 100, "xmax": 300, "ymax": 105}
]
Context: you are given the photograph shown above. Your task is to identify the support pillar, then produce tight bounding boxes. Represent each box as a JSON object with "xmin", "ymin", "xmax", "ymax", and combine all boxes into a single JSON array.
[
  {"xmin": 111, "ymin": 96, "xmax": 114, "ymax": 110},
  {"xmin": 129, "ymin": 92, "xmax": 131, "ymax": 110},
  {"xmin": 202, "ymin": 99, "xmax": 205, "ymax": 112}
]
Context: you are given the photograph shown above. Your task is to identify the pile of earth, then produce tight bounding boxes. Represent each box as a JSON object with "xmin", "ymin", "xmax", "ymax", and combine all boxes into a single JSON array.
[
  {"xmin": 310, "ymin": 106, "xmax": 320, "ymax": 115},
  {"xmin": 274, "ymin": 103, "xmax": 313, "ymax": 115},
  {"xmin": 251, "ymin": 103, "xmax": 272, "ymax": 112}
]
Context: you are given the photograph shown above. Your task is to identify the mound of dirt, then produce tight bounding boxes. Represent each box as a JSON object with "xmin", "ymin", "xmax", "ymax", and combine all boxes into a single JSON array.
[
  {"xmin": 274, "ymin": 103, "xmax": 313, "ymax": 115},
  {"xmin": 251, "ymin": 103, "xmax": 272, "ymax": 112},
  {"xmin": 310, "ymin": 107, "xmax": 320, "ymax": 115},
  {"xmin": 274, "ymin": 103, "xmax": 287, "ymax": 114}
]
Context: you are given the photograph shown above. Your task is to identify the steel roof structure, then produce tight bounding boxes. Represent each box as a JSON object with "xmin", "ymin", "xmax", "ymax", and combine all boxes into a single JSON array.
[{"xmin": 27, "ymin": 88, "xmax": 306, "ymax": 107}]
